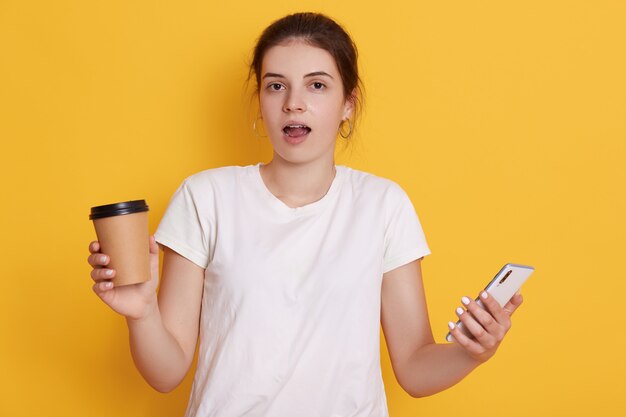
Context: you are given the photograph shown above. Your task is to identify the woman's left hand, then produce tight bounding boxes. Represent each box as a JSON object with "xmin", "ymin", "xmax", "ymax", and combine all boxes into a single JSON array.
[{"xmin": 447, "ymin": 291, "xmax": 524, "ymax": 364}]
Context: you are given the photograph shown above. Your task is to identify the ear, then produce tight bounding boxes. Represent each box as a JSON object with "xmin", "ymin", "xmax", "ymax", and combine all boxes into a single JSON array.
[{"xmin": 342, "ymin": 88, "xmax": 357, "ymax": 120}]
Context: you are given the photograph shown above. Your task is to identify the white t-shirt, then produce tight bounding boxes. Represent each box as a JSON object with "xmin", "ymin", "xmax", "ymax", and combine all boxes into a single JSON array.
[{"xmin": 154, "ymin": 164, "xmax": 430, "ymax": 417}]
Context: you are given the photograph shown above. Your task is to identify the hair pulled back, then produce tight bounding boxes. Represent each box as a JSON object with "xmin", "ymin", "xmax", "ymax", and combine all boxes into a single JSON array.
[{"xmin": 250, "ymin": 12, "xmax": 364, "ymax": 123}]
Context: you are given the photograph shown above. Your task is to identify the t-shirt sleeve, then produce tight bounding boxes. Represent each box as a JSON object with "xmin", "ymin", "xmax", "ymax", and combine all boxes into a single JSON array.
[
  {"xmin": 383, "ymin": 184, "xmax": 431, "ymax": 274},
  {"xmin": 154, "ymin": 178, "xmax": 211, "ymax": 269}
]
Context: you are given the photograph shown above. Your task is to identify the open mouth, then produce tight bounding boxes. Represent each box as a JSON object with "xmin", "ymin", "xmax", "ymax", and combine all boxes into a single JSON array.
[{"xmin": 282, "ymin": 124, "xmax": 311, "ymax": 138}]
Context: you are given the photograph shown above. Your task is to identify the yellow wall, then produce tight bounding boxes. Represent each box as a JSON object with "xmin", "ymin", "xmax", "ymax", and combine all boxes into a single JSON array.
[{"xmin": 1, "ymin": 1, "xmax": 624, "ymax": 416}]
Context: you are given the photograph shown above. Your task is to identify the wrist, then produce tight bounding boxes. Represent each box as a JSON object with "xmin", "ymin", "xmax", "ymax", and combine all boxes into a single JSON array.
[
  {"xmin": 126, "ymin": 296, "xmax": 160, "ymax": 325},
  {"xmin": 452, "ymin": 342, "xmax": 488, "ymax": 367}
]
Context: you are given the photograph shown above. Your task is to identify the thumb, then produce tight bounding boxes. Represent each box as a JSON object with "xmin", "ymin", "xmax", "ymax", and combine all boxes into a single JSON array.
[{"xmin": 149, "ymin": 235, "xmax": 159, "ymax": 254}]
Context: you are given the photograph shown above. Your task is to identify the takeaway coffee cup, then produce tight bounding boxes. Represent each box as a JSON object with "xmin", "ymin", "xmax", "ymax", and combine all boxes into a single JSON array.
[{"xmin": 89, "ymin": 200, "xmax": 150, "ymax": 286}]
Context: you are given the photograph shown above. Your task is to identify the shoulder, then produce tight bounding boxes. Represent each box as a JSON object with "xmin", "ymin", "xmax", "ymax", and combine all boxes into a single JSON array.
[
  {"xmin": 340, "ymin": 166, "xmax": 409, "ymax": 201},
  {"xmin": 180, "ymin": 165, "xmax": 255, "ymax": 191}
]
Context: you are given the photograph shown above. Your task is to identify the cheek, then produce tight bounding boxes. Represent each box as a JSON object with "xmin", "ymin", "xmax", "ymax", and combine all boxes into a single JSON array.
[
  {"xmin": 259, "ymin": 96, "xmax": 279, "ymax": 121},
  {"xmin": 309, "ymin": 94, "xmax": 343, "ymax": 114},
  {"xmin": 258, "ymin": 93, "xmax": 269, "ymax": 110},
  {"xmin": 314, "ymin": 102, "xmax": 345, "ymax": 127}
]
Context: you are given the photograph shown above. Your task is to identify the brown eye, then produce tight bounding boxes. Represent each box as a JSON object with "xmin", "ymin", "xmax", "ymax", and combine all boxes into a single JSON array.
[
  {"xmin": 312, "ymin": 82, "xmax": 325, "ymax": 90},
  {"xmin": 269, "ymin": 83, "xmax": 284, "ymax": 91}
]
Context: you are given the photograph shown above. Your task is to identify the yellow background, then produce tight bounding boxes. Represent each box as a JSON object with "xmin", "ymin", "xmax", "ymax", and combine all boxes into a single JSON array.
[{"xmin": 1, "ymin": 1, "xmax": 624, "ymax": 416}]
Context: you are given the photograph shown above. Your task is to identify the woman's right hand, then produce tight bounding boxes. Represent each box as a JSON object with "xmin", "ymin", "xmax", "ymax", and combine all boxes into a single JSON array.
[{"xmin": 87, "ymin": 236, "xmax": 161, "ymax": 321}]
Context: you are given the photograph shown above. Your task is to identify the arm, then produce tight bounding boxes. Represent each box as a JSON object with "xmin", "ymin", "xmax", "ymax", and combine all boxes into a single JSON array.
[
  {"xmin": 381, "ymin": 259, "xmax": 523, "ymax": 398},
  {"xmin": 89, "ymin": 237, "xmax": 204, "ymax": 392},
  {"xmin": 127, "ymin": 244, "xmax": 204, "ymax": 392}
]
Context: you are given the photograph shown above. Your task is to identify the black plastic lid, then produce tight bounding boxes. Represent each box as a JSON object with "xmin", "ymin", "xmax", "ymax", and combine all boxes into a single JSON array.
[{"xmin": 89, "ymin": 200, "xmax": 149, "ymax": 220}]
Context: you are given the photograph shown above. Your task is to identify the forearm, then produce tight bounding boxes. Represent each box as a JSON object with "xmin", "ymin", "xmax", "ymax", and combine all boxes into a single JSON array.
[
  {"xmin": 397, "ymin": 342, "xmax": 482, "ymax": 398},
  {"xmin": 126, "ymin": 303, "xmax": 191, "ymax": 393}
]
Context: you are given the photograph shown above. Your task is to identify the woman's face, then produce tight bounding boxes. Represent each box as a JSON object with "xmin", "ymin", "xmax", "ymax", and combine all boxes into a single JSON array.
[{"xmin": 259, "ymin": 41, "xmax": 353, "ymax": 166}]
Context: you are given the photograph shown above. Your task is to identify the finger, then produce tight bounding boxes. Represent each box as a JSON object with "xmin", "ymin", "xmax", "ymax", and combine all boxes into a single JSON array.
[
  {"xmin": 503, "ymin": 292, "xmax": 524, "ymax": 315},
  {"xmin": 149, "ymin": 235, "xmax": 159, "ymax": 254},
  {"xmin": 89, "ymin": 241, "xmax": 100, "ymax": 254},
  {"xmin": 87, "ymin": 253, "xmax": 110, "ymax": 267},
  {"xmin": 90, "ymin": 267, "xmax": 116, "ymax": 282},
  {"xmin": 475, "ymin": 292, "xmax": 511, "ymax": 328},
  {"xmin": 456, "ymin": 306, "xmax": 499, "ymax": 349},
  {"xmin": 92, "ymin": 280, "xmax": 114, "ymax": 296},
  {"xmin": 462, "ymin": 295, "xmax": 506, "ymax": 338},
  {"xmin": 447, "ymin": 321, "xmax": 484, "ymax": 354}
]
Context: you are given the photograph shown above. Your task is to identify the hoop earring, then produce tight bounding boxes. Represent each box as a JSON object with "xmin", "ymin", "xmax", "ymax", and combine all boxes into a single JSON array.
[
  {"xmin": 339, "ymin": 119, "xmax": 353, "ymax": 139},
  {"xmin": 253, "ymin": 116, "xmax": 267, "ymax": 138}
]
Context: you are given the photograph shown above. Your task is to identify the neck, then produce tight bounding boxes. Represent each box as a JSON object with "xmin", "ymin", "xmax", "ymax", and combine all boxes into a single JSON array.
[{"xmin": 260, "ymin": 157, "xmax": 337, "ymax": 208}]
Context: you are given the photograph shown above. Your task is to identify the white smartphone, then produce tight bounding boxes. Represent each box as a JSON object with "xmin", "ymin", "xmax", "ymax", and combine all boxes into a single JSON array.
[{"xmin": 445, "ymin": 263, "xmax": 534, "ymax": 343}]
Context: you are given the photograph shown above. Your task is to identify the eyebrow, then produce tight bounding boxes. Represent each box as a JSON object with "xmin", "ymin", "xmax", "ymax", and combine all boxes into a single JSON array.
[{"xmin": 262, "ymin": 71, "xmax": 334, "ymax": 80}]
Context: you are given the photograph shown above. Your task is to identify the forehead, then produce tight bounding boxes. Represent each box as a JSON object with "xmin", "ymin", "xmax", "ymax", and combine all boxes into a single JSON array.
[{"xmin": 261, "ymin": 41, "xmax": 340, "ymax": 77}]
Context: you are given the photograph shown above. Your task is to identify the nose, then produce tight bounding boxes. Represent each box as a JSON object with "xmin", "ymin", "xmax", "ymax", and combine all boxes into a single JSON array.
[{"xmin": 283, "ymin": 89, "xmax": 307, "ymax": 113}]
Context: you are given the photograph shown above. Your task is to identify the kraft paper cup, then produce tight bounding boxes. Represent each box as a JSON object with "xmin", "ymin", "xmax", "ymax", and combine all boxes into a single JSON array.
[{"xmin": 89, "ymin": 200, "xmax": 150, "ymax": 286}]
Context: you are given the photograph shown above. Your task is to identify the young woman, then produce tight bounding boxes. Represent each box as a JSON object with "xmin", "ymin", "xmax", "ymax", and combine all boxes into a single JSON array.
[{"xmin": 87, "ymin": 12, "xmax": 523, "ymax": 417}]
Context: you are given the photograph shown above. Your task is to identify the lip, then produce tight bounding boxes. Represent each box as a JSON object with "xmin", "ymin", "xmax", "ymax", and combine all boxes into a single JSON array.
[
  {"xmin": 283, "ymin": 134, "xmax": 308, "ymax": 145},
  {"xmin": 282, "ymin": 120, "xmax": 311, "ymax": 130}
]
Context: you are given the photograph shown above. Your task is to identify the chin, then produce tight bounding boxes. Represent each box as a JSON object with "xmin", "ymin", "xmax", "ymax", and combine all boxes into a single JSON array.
[{"xmin": 267, "ymin": 130, "xmax": 337, "ymax": 164}]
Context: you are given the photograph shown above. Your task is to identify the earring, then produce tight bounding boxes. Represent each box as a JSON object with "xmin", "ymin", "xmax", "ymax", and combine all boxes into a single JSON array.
[
  {"xmin": 339, "ymin": 119, "xmax": 353, "ymax": 139},
  {"xmin": 253, "ymin": 116, "xmax": 267, "ymax": 138}
]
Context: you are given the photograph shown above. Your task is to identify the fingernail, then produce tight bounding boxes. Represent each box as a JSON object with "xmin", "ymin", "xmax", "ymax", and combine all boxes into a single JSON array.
[
  {"xmin": 456, "ymin": 307, "xmax": 464, "ymax": 316},
  {"xmin": 103, "ymin": 282, "xmax": 113, "ymax": 289},
  {"xmin": 481, "ymin": 291, "xmax": 488, "ymax": 299},
  {"xmin": 100, "ymin": 255, "xmax": 107, "ymax": 263},
  {"xmin": 461, "ymin": 296, "xmax": 471, "ymax": 306},
  {"xmin": 105, "ymin": 270, "xmax": 113, "ymax": 277},
  {"xmin": 448, "ymin": 321, "xmax": 456, "ymax": 330}
]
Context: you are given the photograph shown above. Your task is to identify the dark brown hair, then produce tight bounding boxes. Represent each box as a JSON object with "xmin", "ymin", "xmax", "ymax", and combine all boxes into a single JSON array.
[{"xmin": 249, "ymin": 12, "xmax": 364, "ymax": 126}]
